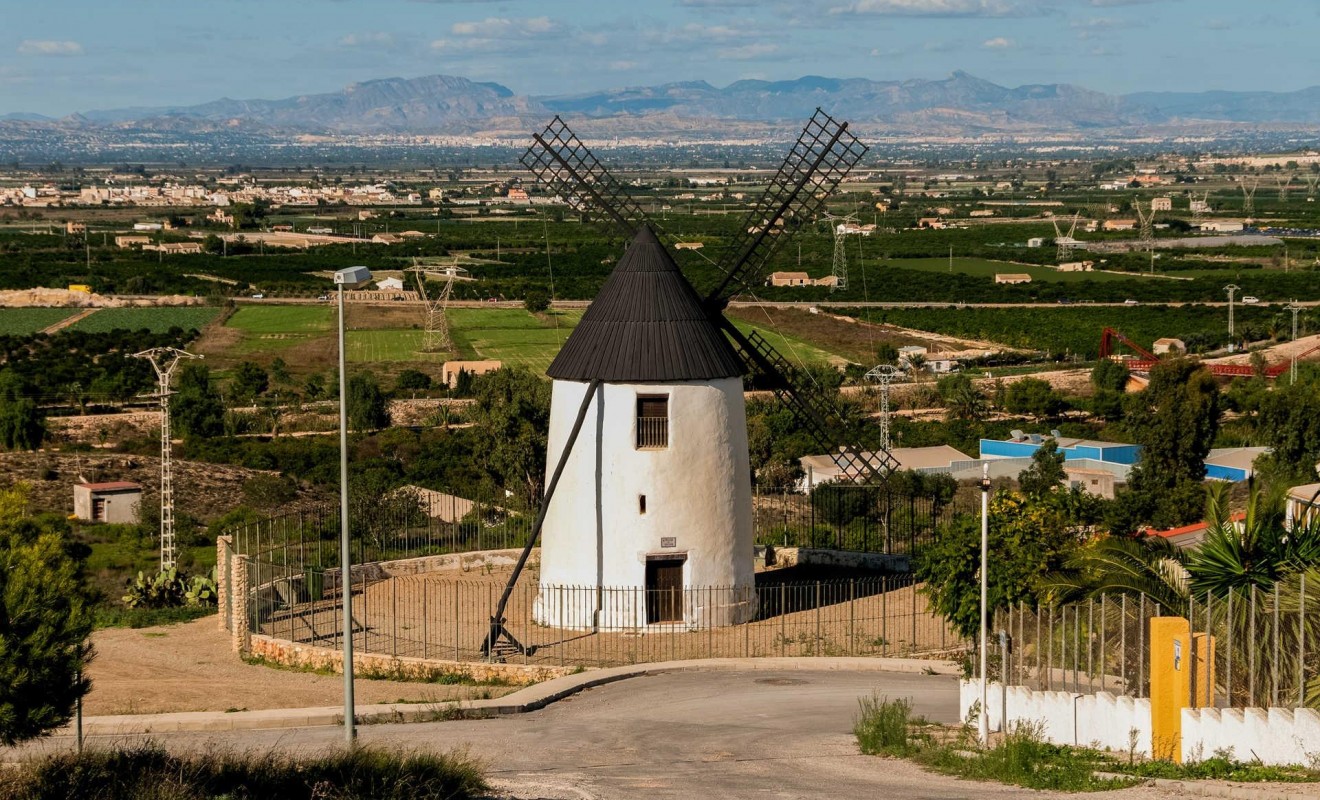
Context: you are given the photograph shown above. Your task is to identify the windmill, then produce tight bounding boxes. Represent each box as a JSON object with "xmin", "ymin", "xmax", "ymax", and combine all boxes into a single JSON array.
[
  {"xmin": 481, "ymin": 110, "xmax": 895, "ymax": 659},
  {"xmin": 821, "ymin": 211, "xmax": 859, "ymax": 291},
  {"xmin": 1052, "ymin": 213, "xmax": 1080, "ymax": 263},
  {"xmin": 406, "ymin": 264, "xmax": 456, "ymax": 352}
]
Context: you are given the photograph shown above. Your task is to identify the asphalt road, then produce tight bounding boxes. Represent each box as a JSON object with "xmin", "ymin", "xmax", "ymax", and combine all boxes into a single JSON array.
[{"xmin": 20, "ymin": 669, "xmax": 1178, "ymax": 800}]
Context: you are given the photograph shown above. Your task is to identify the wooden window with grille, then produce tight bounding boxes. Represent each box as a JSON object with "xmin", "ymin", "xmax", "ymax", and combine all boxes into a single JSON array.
[{"xmin": 636, "ymin": 395, "xmax": 669, "ymax": 449}]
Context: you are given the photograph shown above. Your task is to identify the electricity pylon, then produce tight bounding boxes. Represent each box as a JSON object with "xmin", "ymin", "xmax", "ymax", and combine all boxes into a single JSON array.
[
  {"xmin": 407, "ymin": 266, "xmax": 456, "ymax": 352},
  {"xmin": 1134, "ymin": 197, "xmax": 1155, "ymax": 272},
  {"xmin": 1052, "ymin": 213, "xmax": 1080, "ymax": 263},
  {"xmin": 1242, "ymin": 176, "xmax": 1260, "ymax": 219},
  {"xmin": 864, "ymin": 364, "xmax": 907, "ymax": 453},
  {"xmin": 822, "ymin": 212, "xmax": 859, "ymax": 292},
  {"xmin": 132, "ymin": 347, "xmax": 201, "ymax": 571}
]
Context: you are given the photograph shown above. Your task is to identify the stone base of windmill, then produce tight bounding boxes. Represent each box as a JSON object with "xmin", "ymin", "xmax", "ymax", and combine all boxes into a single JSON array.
[{"xmin": 532, "ymin": 585, "xmax": 758, "ymax": 631}]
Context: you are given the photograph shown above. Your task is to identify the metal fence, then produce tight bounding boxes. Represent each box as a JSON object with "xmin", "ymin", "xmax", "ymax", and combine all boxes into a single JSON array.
[
  {"xmin": 982, "ymin": 575, "xmax": 1320, "ymax": 710},
  {"xmin": 241, "ymin": 565, "xmax": 965, "ymax": 669},
  {"xmin": 226, "ymin": 484, "xmax": 973, "ymax": 567}
]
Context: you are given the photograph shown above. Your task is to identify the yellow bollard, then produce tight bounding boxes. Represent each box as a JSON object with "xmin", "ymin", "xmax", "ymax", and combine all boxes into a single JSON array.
[{"xmin": 1149, "ymin": 616, "xmax": 1192, "ymax": 762}]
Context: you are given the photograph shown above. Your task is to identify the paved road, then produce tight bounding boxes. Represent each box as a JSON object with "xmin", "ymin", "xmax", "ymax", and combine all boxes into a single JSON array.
[{"xmin": 24, "ymin": 669, "xmax": 1174, "ymax": 799}]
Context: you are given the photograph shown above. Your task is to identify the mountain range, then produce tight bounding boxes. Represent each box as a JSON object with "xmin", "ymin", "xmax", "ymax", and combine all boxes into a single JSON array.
[{"xmin": 8, "ymin": 72, "xmax": 1320, "ymax": 138}]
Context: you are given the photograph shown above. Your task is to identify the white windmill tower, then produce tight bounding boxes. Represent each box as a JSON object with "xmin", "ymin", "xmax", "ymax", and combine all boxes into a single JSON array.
[{"xmin": 531, "ymin": 226, "xmax": 756, "ymax": 630}]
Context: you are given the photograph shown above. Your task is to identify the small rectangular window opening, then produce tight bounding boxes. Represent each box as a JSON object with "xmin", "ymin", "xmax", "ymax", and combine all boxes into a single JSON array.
[
  {"xmin": 636, "ymin": 395, "xmax": 669, "ymax": 449},
  {"xmin": 639, "ymin": 494, "xmax": 647, "ymax": 514}
]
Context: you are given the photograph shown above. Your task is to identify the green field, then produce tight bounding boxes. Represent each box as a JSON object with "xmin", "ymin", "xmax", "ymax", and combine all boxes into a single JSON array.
[
  {"xmin": 347, "ymin": 330, "xmax": 446, "ymax": 363},
  {"xmin": 729, "ymin": 320, "xmax": 843, "ymax": 368},
  {"xmin": 888, "ymin": 257, "xmax": 1151, "ymax": 283},
  {"xmin": 448, "ymin": 308, "xmax": 580, "ymax": 373},
  {"xmin": 68, "ymin": 307, "xmax": 221, "ymax": 334},
  {"xmin": 0, "ymin": 308, "xmax": 78, "ymax": 335},
  {"xmin": 226, "ymin": 305, "xmax": 333, "ymax": 334}
]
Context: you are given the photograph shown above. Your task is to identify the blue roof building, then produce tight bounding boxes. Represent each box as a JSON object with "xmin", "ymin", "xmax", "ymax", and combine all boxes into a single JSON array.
[{"xmin": 979, "ymin": 431, "xmax": 1142, "ymax": 466}]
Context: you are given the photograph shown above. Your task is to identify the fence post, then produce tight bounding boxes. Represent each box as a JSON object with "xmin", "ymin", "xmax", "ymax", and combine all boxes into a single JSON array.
[
  {"xmin": 1273, "ymin": 581, "xmax": 1280, "ymax": 708},
  {"xmin": 1298, "ymin": 573, "xmax": 1306, "ymax": 710},
  {"xmin": 1249, "ymin": 585, "xmax": 1257, "ymax": 708},
  {"xmin": 1047, "ymin": 604, "xmax": 1054, "ymax": 691},
  {"xmin": 1138, "ymin": 594, "xmax": 1145, "ymax": 698},
  {"xmin": 780, "ymin": 584, "xmax": 787, "ymax": 656},
  {"xmin": 232, "ymin": 555, "xmax": 251, "ymax": 655},
  {"xmin": 1226, "ymin": 591, "xmax": 1234, "ymax": 706},
  {"xmin": 849, "ymin": 579, "xmax": 856, "ymax": 657},
  {"xmin": 1088, "ymin": 598, "xmax": 1094, "ymax": 693},
  {"xmin": 454, "ymin": 582, "xmax": 460, "ymax": 663},
  {"xmin": 1120, "ymin": 594, "xmax": 1126, "ymax": 694},
  {"xmin": 815, "ymin": 582, "xmax": 822, "ymax": 657}
]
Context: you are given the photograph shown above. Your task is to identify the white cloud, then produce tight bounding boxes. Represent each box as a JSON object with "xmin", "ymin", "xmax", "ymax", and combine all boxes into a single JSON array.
[
  {"xmin": 17, "ymin": 40, "xmax": 83, "ymax": 56},
  {"xmin": 830, "ymin": 0, "xmax": 1032, "ymax": 17},
  {"xmin": 338, "ymin": 32, "xmax": 395, "ymax": 47},
  {"xmin": 608, "ymin": 60, "xmax": 637, "ymax": 71},
  {"xmin": 983, "ymin": 36, "xmax": 1014, "ymax": 48},
  {"xmin": 450, "ymin": 16, "xmax": 560, "ymax": 38},
  {"xmin": 717, "ymin": 43, "xmax": 779, "ymax": 60}
]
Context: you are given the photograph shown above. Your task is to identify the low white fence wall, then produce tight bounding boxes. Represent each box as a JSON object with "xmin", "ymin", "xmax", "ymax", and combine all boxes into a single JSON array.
[
  {"xmin": 1182, "ymin": 707, "xmax": 1320, "ymax": 766},
  {"xmin": 962, "ymin": 679, "xmax": 1320, "ymax": 766},
  {"xmin": 961, "ymin": 680, "xmax": 1152, "ymax": 757}
]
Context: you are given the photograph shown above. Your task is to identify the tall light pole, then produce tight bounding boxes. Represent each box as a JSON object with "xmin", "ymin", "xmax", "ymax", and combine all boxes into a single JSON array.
[
  {"xmin": 1285, "ymin": 300, "xmax": 1303, "ymax": 385},
  {"xmin": 979, "ymin": 462, "xmax": 991, "ymax": 745},
  {"xmin": 1224, "ymin": 284, "xmax": 1241, "ymax": 339},
  {"xmin": 333, "ymin": 265, "xmax": 372, "ymax": 744}
]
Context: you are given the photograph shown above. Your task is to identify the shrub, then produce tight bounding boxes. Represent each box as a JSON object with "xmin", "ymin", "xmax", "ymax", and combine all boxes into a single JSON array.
[
  {"xmin": 122, "ymin": 567, "xmax": 217, "ymax": 610},
  {"xmin": 0, "ymin": 744, "xmax": 487, "ymax": 800},
  {"xmin": 854, "ymin": 695, "xmax": 921, "ymax": 757}
]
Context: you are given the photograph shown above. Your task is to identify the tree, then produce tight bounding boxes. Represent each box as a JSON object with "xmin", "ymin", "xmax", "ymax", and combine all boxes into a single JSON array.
[
  {"xmin": 524, "ymin": 291, "xmax": 551, "ymax": 314},
  {"xmin": 1002, "ymin": 377, "xmax": 1065, "ymax": 420},
  {"xmin": 1090, "ymin": 359, "xmax": 1130, "ymax": 393},
  {"xmin": 230, "ymin": 361, "xmax": 268, "ymax": 404},
  {"xmin": 0, "ymin": 371, "xmax": 44, "ymax": 451},
  {"xmin": 1122, "ymin": 359, "xmax": 1221, "ymax": 529},
  {"xmin": 466, "ymin": 368, "xmax": 551, "ymax": 508},
  {"xmin": 938, "ymin": 373, "xmax": 988, "ymax": 422},
  {"xmin": 171, "ymin": 363, "xmax": 224, "ymax": 440},
  {"xmin": 0, "ymin": 485, "xmax": 94, "ymax": 745},
  {"xmin": 1018, "ymin": 440, "xmax": 1066, "ymax": 499},
  {"xmin": 347, "ymin": 371, "xmax": 390, "ymax": 431},
  {"xmin": 395, "ymin": 369, "xmax": 432, "ymax": 393},
  {"xmin": 917, "ymin": 490, "xmax": 1082, "ymax": 639},
  {"xmin": 1255, "ymin": 368, "xmax": 1320, "ymax": 483},
  {"xmin": 874, "ymin": 343, "xmax": 900, "ymax": 365}
]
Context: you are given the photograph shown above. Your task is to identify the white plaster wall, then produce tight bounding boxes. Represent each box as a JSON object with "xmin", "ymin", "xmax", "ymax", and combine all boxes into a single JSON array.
[
  {"xmin": 961, "ymin": 680, "xmax": 1151, "ymax": 756},
  {"xmin": 535, "ymin": 378, "xmax": 756, "ymax": 629},
  {"xmin": 1182, "ymin": 707, "xmax": 1320, "ymax": 765},
  {"xmin": 963, "ymin": 679, "xmax": 1320, "ymax": 766}
]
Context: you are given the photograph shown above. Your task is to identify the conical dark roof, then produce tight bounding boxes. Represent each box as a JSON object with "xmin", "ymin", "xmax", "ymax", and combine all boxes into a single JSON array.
[{"xmin": 546, "ymin": 226, "xmax": 745, "ymax": 382}]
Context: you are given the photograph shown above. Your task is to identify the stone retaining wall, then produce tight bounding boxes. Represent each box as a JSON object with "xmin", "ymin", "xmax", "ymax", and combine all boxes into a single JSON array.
[{"xmin": 248, "ymin": 634, "xmax": 577, "ymax": 686}]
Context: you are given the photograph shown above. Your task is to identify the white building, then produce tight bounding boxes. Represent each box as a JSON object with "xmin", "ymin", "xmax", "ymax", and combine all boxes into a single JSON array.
[
  {"xmin": 375, "ymin": 276, "xmax": 405, "ymax": 291},
  {"xmin": 534, "ymin": 227, "xmax": 755, "ymax": 630}
]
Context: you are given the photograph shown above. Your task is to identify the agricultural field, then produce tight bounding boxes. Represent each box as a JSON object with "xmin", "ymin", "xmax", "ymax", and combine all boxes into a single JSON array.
[
  {"xmin": 884, "ymin": 257, "xmax": 1145, "ymax": 283},
  {"xmin": 856, "ymin": 304, "xmax": 1291, "ymax": 359},
  {"xmin": 68, "ymin": 307, "xmax": 221, "ymax": 334},
  {"xmin": 227, "ymin": 305, "xmax": 333, "ymax": 335},
  {"xmin": 0, "ymin": 307, "xmax": 78, "ymax": 335},
  {"xmin": 346, "ymin": 329, "xmax": 445, "ymax": 363},
  {"xmin": 447, "ymin": 307, "xmax": 581, "ymax": 373}
]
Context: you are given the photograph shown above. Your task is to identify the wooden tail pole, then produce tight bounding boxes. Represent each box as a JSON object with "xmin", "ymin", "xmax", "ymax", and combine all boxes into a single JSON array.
[{"xmin": 482, "ymin": 378, "xmax": 602, "ymax": 660}]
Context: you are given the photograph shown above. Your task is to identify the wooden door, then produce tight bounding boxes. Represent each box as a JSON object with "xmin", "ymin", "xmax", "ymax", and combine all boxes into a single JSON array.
[{"xmin": 646, "ymin": 558, "xmax": 684, "ymax": 624}]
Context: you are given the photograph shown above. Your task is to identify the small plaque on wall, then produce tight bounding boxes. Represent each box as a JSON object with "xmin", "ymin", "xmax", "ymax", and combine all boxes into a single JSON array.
[{"xmin": 660, "ymin": 537, "xmax": 677, "ymax": 549}]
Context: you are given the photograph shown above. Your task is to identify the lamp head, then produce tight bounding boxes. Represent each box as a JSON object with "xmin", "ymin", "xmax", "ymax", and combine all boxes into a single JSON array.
[{"xmin": 334, "ymin": 266, "xmax": 373, "ymax": 288}]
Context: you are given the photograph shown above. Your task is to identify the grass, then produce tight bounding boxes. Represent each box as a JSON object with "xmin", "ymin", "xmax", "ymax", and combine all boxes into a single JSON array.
[
  {"xmin": 67, "ymin": 307, "xmax": 220, "ymax": 334},
  {"xmin": 0, "ymin": 744, "xmax": 487, "ymax": 800},
  {"xmin": 447, "ymin": 307, "xmax": 580, "ymax": 373},
  {"xmin": 227, "ymin": 305, "xmax": 333, "ymax": 334},
  {"xmin": 729, "ymin": 318, "xmax": 849, "ymax": 368},
  {"xmin": 93, "ymin": 606, "xmax": 215, "ymax": 629},
  {"xmin": 0, "ymin": 308, "xmax": 78, "ymax": 335},
  {"xmin": 854, "ymin": 695, "xmax": 1320, "ymax": 791},
  {"xmin": 347, "ymin": 329, "xmax": 447, "ymax": 363},
  {"xmin": 887, "ymin": 257, "xmax": 1139, "ymax": 283}
]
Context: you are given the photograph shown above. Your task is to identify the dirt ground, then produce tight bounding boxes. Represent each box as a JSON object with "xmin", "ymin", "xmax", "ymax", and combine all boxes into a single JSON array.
[{"xmin": 84, "ymin": 616, "xmax": 517, "ymax": 716}]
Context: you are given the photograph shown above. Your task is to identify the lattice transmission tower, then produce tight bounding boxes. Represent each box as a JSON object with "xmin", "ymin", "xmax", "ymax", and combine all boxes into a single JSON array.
[
  {"xmin": 132, "ymin": 347, "xmax": 201, "ymax": 571},
  {"xmin": 408, "ymin": 266, "xmax": 456, "ymax": 352},
  {"xmin": 1306, "ymin": 175, "xmax": 1319, "ymax": 203},
  {"xmin": 821, "ymin": 212, "xmax": 859, "ymax": 292},
  {"xmin": 1278, "ymin": 173, "xmax": 1293, "ymax": 201},
  {"xmin": 1052, "ymin": 213, "xmax": 1080, "ymax": 263},
  {"xmin": 864, "ymin": 364, "xmax": 906, "ymax": 453},
  {"xmin": 1242, "ymin": 176, "xmax": 1260, "ymax": 219},
  {"xmin": 1134, "ymin": 197, "xmax": 1155, "ymax": 272}
]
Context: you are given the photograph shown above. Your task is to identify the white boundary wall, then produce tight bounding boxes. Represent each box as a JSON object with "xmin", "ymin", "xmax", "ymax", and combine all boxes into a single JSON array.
[
  {"xmin": 962, "ymin": 680, "xmax": 1320, "ymax": 766},
  {"xmin": 962, "ymin": 679, "xmax": 1154, "ymax": 758},
  {"xmin": 1182, "ymin": 707, "xmax": 1320, "ymax": 766}
]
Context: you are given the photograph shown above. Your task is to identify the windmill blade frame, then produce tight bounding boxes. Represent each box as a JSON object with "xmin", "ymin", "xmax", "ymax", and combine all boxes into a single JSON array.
[
  {"xmin": 520, "ymin": 116, "xmax": 654, "ymax": 238},
  {"xmin": 707, "ymin": 108, "xmax": 868, "ymax": 304}
]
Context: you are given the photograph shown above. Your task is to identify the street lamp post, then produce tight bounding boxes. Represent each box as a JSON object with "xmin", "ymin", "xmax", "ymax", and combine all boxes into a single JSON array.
[
  {"xmin": 333, "ymin": 265, "xmax": 372, "ymax": 744},
  {"xmin": 979, "ymin": 462, "xmax": 991, "ymax": 745},
  {"xmin": 1224, "ymin": 284, "xmax": 1241, "ymax": 339}
]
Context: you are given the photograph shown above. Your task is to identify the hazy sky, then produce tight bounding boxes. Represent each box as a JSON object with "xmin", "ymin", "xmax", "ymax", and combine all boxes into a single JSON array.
[{"xmin": 3, "ymin": 0, "xmax": 1317, "ymax": 116}]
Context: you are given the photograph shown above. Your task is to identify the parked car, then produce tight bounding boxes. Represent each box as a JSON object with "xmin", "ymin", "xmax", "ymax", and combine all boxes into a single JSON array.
[
  {"xmin": 1242, "ymin": 296, "xmax": 1261, "ymax": 304},
  {"xmin": 1123, "ymin": 299, "xmax": 1140, "ymax": 305},
  {"xmin": 251, "ymin": 293, "xmax": 265, "ymax": 299}
]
